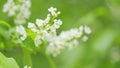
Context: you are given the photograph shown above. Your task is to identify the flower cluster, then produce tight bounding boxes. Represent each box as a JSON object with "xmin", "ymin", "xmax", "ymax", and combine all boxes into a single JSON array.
[
  {"xmin": 16, "ymin": 25, "xmax": 27, "ymax": 41},
  {"xmin": 28, "ymin": 7, "xmax": 62, "ymax": 46},
  {"xmin": 3, "ymin": 0, "xmax": 31, "ymax": 24},
  {"xmin": 46, "ymin": 25, "xmax": 91, "ymax": 57},
  {"xmin": 15, "ymin": 25, "xmax": 27, "ymax": 42},
  {"xmin": 3, "ymin": 0, "xmax": 17, "ymax": 16},
  {"xmin": 28, "ymin": 7, "xmax": 92, "ymax": 57},
  {"xmin": 3, "ymin": 0, "xmax": 31, "ymax": 42}
]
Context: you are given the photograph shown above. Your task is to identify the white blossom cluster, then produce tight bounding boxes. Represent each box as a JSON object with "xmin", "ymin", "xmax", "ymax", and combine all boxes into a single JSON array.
[
  {"xmin": 28, "ymin": 7, "xmax": 92, "ymax": 57},
  {"xmin": 16, "ymin": 25, "xmax": 27, "ymax": 41},
  {"xmin": 3, "ymin": 0, "xmax": 17, "ymax": 16},
  {"xmin": 3, "ymin": 0, "xmax": 31, "ymax": 42},
  {"xmin": 28, "ymin": 7, "xmax": 62, "ymax": 47},
  {"xmin": 3, "ymin": 0, "xmax": 31, "ymax": 24},
  {"xmin": 46, "ymin": 25, "xmax": 91, "ymax": 57},
  {"xmin": 15, "ymin": 25, "xmax": 27, "ymax": 42}
]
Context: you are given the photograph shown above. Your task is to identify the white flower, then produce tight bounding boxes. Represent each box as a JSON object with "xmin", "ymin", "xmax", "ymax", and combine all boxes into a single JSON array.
[
  {"xmin": 82, "ymin": 35, "xmax": 88, "ymax": 42},
  {"xmin": 46, "ymin": 42, "xmax": 61, "ymax": 57},
  {"xmin": 37, "ymin": 30, "xmax": 49, "ymax": 39},
  {"xmin": 34, "ymin": 35, "xmax": 42, "ymax": 47},
  {"xmin": 59, "ymin": 27, "xmax": 83, "ymax": 40},
  {"xmin": 67, "ymin": 39, "xmax": 79, "ymax": 49},
  {"xmin": 84, "ymin": 25, "xmax": 92, "ymax": 34},
  {"xmin": 23, "ymin": 65, "xmax": 31, "ymax": 68},
  {"xmin": 16, "ymin": 25, "xmax": 26, "ymax": 41},
  {"xmin": 28, "ymin": 22, "xmax": 38, "ymax": 32},
  {"xmin": 22, "ymin": 0, "xmax": 31, "ymax": 8},
  {"xmin": 14, "ymin": 13, "xmax": 26, "ymax": 24},
  {"xmin": 44, "ymin": 14, "xmax": 51, "ymax": 24},
  {"xmin": 53, "ymin": 19, "xmax": 62, "ymax": 29},
  {"xmin": 34, "ymin": 30, "xmax": 50, "ymax": 47},
  {"xmin": 80, "ymin": 26, "xmax": 92, "ymax": 42},
  {"xmin": 36, "ymin": 19, "xmax": 44, "ymax": 27},
  {"xmin": 48, "ymin": 7, "xmax": 57, "ymax": 12},
  {"xmin": 48, "ymin": 7, "xmax": 60, "ymax": 17},
  {"xmin": 49, "ymin": 19, "xmax": 62, "ymax": 35},
  {"xmin": 48, "ymin": 7, "xmax": 57, "ymax": 16},
  {"xmin": 79, "ymin": 26, "xmax": 84, "ymax": 31}
]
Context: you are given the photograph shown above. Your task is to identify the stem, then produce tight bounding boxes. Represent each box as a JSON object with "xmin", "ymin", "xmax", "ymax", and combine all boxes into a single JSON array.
[
  {"xmin": 45, "ymin": 54, "xmax": 56, "ymax": 68},
  {"xmin": 23, "ymin": 48, "xmax": 32, "ymax": 67},
  {"xmin": 49, "ymin": 16, "xmax": 55, "ymax": 25}
]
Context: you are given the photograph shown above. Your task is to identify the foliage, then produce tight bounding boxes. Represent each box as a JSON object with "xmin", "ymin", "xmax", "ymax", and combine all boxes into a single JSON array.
[{"xmin": 0, "ymin": 52, "xmax": 19, "ymax": 68}]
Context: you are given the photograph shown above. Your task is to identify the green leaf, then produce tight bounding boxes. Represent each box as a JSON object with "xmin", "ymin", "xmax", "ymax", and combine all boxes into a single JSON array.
[
  {"xmin": 0, "ymin": 52, "xmax": 20, "ymax": 68},
  {"xmin": 0, "ymin": 20, "xmax": 11, "ymax": 29}
]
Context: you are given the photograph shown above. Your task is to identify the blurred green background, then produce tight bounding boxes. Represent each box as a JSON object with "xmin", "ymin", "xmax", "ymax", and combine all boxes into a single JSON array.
[{"xmin": 0, "ymin": 0, "xmax": 120, "ymax": 68}]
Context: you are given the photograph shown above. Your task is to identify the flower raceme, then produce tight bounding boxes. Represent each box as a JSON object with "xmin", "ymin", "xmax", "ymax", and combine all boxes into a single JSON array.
[
  {"xmin": 3, "ymin": 0, "xmax": 31, "ymax": 25},
  {"xmin": 28, "ymin": 7, "xmax": 92, "ymax": 57},
  {"xmin": 3, "ymin": 0, "xmax": 31, "ymax": 42}
]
